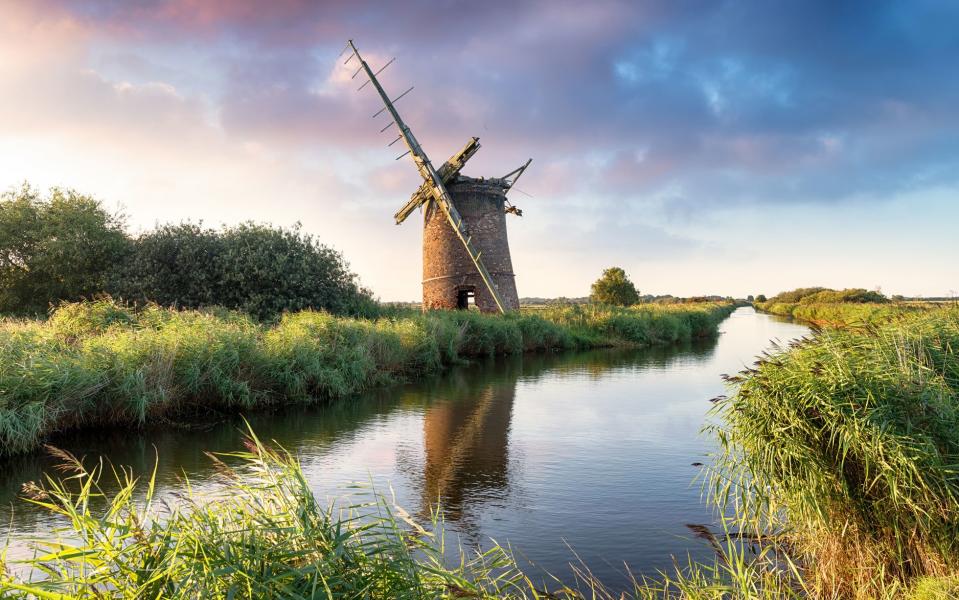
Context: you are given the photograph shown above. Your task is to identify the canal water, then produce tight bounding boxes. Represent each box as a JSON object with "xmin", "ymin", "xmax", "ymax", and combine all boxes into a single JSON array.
[{"xmin": 0, "ymin": 307, "xmax": 808, "ymax": 588}]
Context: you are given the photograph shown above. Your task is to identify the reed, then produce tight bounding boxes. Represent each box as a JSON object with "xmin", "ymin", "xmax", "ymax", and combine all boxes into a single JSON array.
[
  {"xmin": 707, "ymin": 305, "xmax": 959, "ymax": 598},
  {"xmin": 1, "ymin": 428, "xmax": 532, "ymax": 598},
  {"xmin": 0, "ymin": 299, "xmax": 735, "ymax": 457}
]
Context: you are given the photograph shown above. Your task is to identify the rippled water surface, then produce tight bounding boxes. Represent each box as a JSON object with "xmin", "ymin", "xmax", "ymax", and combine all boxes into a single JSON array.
[{"xmin": 0, "ymin": 307, "xmax": 809, "ymax": 587}]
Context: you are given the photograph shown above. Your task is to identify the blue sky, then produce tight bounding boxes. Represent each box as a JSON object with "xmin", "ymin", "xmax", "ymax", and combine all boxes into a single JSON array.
[{"xmin": 1, "ymin": 0, "xmax": 957, "ymax": 299}]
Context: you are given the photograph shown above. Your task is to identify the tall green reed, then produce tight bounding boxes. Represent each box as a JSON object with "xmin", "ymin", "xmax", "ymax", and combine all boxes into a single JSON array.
[{"xmin": 707, "ymin": 306, "xmax": 959, "ymax": 598}]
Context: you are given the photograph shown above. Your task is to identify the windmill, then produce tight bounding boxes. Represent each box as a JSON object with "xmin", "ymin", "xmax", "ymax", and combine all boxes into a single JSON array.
[{"xmin": 342, "ymin": 40, "xmax": 530, "ymax": 314}]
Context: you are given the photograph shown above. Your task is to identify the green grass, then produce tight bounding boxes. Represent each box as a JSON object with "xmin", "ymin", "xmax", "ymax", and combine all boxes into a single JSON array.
[
  {"xmin": 15, "ymin": 301, "xmax": 959, "ymax": 598},
  {"xmin": 755, "ymin": 299, "xmax": 934, "ymax": 327},
  {"xmin": 0, "ymin": 299, "xmax": 735, "ymax": 457},
  {"xmin": 707, "ymin": 304, "xmax": 959, "ymax": 598},
  {"xmin": 0, "ymin": 428, "xmax": 530, "ymax": 599}
]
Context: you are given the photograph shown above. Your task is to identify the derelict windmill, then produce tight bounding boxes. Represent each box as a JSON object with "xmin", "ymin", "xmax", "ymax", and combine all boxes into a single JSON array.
[{"xmin": 342, "ymin": 40, "xmax": 531, "ymax": 313}]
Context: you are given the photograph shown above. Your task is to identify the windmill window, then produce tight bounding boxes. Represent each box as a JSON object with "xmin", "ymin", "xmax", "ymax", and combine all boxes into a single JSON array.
[{"xmin": 456, "ymin": 288, "xmax": 476, "ymax": 310}]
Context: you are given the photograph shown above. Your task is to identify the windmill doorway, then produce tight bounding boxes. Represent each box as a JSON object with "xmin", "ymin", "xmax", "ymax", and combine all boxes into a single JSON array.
[{"xmin": 456, "ymin": 287, "xmax": 476, "ymax": 310}]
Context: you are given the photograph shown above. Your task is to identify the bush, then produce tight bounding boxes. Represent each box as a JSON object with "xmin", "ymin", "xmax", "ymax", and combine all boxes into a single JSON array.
[
  {"xmin": 0, "ymin": 185, "xmax": 130, "ymax": 314},
  {"xmin": 764, "ymin": 287, "xmax": 830, "ymax": 304},
  {"xmin": 112, "ymin": 221, "xmax": 375, "ymax": 320},
  {"xmin": 798, "ymin": 288, "xmax": 888, "ymax": 304},
  {"xmin": 762, "ymin": 287, "xmax": 888, "ymax": 307}
]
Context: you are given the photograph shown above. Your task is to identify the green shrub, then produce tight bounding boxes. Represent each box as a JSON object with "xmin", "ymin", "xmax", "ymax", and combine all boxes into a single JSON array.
[
  {"xmin": 798, "ymin": 288, "xmax": 889, "ymax": 304},
  {"xmin": 590, "ymin": 266, "xmax": 640, "ymax": 306},
  {"xmin": 113, "ymin": 222, "xmax": 374, "ymax": 320}
]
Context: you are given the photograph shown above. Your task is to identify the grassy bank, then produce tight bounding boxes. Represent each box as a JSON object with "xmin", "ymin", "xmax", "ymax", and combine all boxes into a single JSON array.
[
  {"xmin": 752, "ymin": 286, "xmax": 944, "ymax": 328},
  {"xmin": 703, "ymin": 304, "xmax": 959, "ymax": 598},
  {"xmin": 755, "ymin": 299, "xmax": 931, "ymax": 327},
  {"xmin": 0, "ymin": 299, "xmax": 735, "ymax": 457}
]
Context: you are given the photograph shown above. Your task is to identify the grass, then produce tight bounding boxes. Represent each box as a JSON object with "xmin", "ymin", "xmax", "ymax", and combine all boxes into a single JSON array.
[
  {"xmin": 11, "ymin": 301, "xmax": 959, "ymax": 597},
  {"xmin": 706, "ymin": 304, "xmax": 959, "ymax": 598},
  {"xmin": 754, "ymin": 299, "xmax": 932, "ymax": 328},
  {"xmin": 1, "ymin": 424, "xmax": 955, "ymax": 599},
  {"xmin": 0, "ymin": 427, "xmax": 530, "ymax": 599},
  {"xmin": 0, "ymin": 299, "xmax": 735, "ymax": 457}
]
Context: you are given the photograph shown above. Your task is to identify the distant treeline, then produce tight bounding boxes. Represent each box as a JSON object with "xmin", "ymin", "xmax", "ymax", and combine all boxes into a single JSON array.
[
  {"xmin": 0, "ymin": 185, "xmax": 374, "ymax": 319},
  {"xmin": 520, "ymin": 294, "xmax": 735, "ymax": 305},
  {"xmin": 758, "ymin": 286, "xmax": 889, "ymax": 305},
  {"xmin": 750, "ymin": 286, "xmax": 945, "ymax": 327}
]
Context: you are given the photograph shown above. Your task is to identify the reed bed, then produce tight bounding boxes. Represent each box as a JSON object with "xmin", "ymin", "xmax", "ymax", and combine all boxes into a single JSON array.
[
  {"xmin": 2, "ymin": 426, "xmax": 954, "ymax": 599},
  {"xmin": 707, "ymin": 305, "xmax": 959, "ymax": 598},
  {"xmin": 0, "ymin": 299, "xmax": 734, "ymax": 457},
  {"xmin": 755, "ymin": 300, "xmax": 932, "ymax": 328}
]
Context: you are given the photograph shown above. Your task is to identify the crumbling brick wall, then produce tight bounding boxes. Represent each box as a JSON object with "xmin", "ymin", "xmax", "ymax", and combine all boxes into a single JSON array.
[{"xmin": 422, "ymin": 177, "xmax": 520, "ymax": 312}]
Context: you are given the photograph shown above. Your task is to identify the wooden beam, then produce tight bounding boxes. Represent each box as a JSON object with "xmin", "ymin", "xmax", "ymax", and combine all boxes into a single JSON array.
[{"xmin": 393, "ymin": 137, "xmax": 481, "ymax": 225}]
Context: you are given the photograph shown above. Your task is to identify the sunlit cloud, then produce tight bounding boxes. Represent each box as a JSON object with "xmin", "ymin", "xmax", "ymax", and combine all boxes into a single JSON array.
[{"xmin": 2, "ymin": 0, "xmax": 958, "ymax": 299}]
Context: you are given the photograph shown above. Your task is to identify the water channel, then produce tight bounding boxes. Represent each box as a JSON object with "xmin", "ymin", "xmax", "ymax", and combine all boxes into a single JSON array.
[{"xmin": 0, "ymin": 307, "xmax": 809, "ymax": 588}]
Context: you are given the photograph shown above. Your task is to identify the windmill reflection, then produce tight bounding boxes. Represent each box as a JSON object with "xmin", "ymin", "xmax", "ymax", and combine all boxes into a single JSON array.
[{"xmin": 417, "ymin": 362, "xmax": 518, "ymax": 538}]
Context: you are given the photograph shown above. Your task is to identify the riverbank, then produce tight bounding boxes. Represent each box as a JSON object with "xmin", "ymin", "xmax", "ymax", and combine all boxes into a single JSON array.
[
  {"xmin": 700, "ymin": 304, "xmax": 959, "ymax": 598},
  {"xmin": 0, "ymin": 299, "xmax": 735, "ymax": 457},
  {"xmin": 754, "ymin": 299, "xmax": 934, "ymax": 328}
]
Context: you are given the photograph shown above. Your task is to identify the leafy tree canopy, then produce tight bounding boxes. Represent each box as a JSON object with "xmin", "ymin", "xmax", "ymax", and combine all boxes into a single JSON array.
[
  {"xmin": 589, "ymin": 267, "xmax": 639, "ymax": 306},
  {"xmin": 0, "ymin": 185, "xmax": 129, "ymax": 314},
  {"xmin": 113, "ymin": 222, "xmax": 376, "ymax": 320},
  {"xmin": 763, "ymin": 287, "xmax": 888, "ymax": 305},
  {"xmin": 1, "ymin": 184, "xmax": 375, "ymax": 319}
]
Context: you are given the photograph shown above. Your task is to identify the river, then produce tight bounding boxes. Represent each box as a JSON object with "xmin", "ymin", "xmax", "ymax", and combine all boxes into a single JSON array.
[{"xmin": 0, "ymin": 307, "xmax": 808, "ymax": 588}]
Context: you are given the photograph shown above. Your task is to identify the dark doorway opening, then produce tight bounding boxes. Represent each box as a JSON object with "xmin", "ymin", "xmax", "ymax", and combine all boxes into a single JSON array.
[{"xmin": 456, "ymin": 288, "xmax": 475, "ymax": 310}]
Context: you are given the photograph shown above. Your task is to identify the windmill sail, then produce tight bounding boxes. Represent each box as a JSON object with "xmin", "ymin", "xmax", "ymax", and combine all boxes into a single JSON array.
[
  {"xmin": 394, "ymin": 136, "xmax": 481, "ymax": 225},
  {"xmin": 347, "ymin": 40, "xmax": 509, "ymax": 314}
]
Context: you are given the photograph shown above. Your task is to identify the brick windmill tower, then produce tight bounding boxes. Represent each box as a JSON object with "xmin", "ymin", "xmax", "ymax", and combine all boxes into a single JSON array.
[{"xmin": 343, "ymin": 41, "xmax": 530, "ymax": 313}]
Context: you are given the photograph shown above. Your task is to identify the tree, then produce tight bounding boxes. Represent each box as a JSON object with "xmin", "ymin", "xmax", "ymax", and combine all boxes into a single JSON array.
[
  {"xmin": 590, "ymin": 267, "xmax": 639, "ymax": 306},
  {"xmin": 755, "ymin": 294, "xmax": 767, "ymax": 302},
  {"xmin": 0, "ymin": 185, "xmax": 129, "ymax": 314}
]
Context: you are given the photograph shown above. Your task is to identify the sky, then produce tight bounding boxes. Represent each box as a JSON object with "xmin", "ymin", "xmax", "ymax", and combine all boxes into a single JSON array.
[{"xmin": 1, "ymin": 0, "xmax": 957, "ymax": 300}]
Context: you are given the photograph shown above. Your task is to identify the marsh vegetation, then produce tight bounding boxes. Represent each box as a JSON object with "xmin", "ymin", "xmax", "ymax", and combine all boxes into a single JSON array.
[
  {"xmin": 692, "ymin": 301, "xmax": 959, "ymax": 598},
  {"xmin": 0, "ymin": 299, "xmax": 734, "ymax": 457}
]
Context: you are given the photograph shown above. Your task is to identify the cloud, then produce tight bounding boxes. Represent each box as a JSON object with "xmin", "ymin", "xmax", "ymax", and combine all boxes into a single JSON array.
[{"xmin": 2, "ymin": 0, "xmax": 959, "ymax": 298}]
